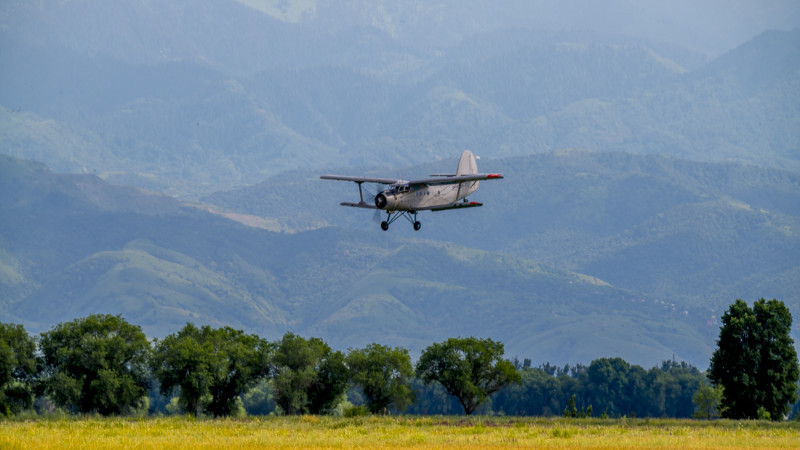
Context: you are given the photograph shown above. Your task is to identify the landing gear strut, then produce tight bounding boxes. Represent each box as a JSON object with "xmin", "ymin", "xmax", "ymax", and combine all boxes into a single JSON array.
[{"xmin": 380, "ymin": 211, "xmax": 421, "ymax": 231}]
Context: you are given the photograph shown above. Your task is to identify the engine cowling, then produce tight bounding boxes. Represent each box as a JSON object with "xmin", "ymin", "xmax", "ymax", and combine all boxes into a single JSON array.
[{"xmin": 374, "ymin": 192, "xmax": 397, "ymax": 210}]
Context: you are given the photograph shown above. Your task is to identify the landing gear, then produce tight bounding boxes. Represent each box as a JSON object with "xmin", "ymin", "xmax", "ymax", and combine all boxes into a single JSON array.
[{"xmin": 380, "ymin": 211, "xmax": 422, "ymax": 231}]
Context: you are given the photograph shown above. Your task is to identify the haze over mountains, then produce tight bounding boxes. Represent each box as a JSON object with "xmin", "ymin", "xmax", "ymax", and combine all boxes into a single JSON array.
[{"xmin": 1, "ymin": 1, "xmax": 799, "ymax": 368}]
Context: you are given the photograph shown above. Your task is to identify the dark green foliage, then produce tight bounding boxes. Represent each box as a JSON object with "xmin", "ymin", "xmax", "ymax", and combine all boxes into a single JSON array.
[
  {"xmin": 709, "ymin": 299, "xmax": 799, "ymax": 420},
  {"xmin": 271, "ymin": 333, "xmax": 348, "ymax": 415},
  {"xmin": 563, "ymin": 394, "xmax": 592, "ymax": 418},
  {"xmin": 404, "ymin": 378, "xmax": 464, "ymax": 415},
  {"xmin": 345, "ymin": 343, "xmax": 415, "ymax": 414},
  {"xmin": 150, "ymin": 323, "xmax": 272, "ymax": 417},
  {"xmin": 37, "ymin": 314, "xmax": 150, "ymax": 415},
  {"xmin": 692, "ymin": 382, "xmax": 724, "ymax": 419},
  {"xmin": 343, "ymin": 404, "xmax": 369, "ymax": 417},
  {"xmin": 0, "ymin": 323, "xmax": 37, "ymax": 416},
  {"xmin": 583, "ymin": 358, "xmax": 638, "ymax": 418},
  {"xmin": 491, "ymin": 359, "xmax": 704, "ymax": 418},
  {"xmin": 240, "ymin": 379, "xmax": 276, "ymax": 416},
  {"xmin": 416, "ymin": 337, "xmax": 521, "ymax": 415}
]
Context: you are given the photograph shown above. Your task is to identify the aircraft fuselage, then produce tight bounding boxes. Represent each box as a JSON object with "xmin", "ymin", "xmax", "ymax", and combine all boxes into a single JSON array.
[{"xmin": 376, "ymin": 180, "xmax": 479, "ymax": 212}]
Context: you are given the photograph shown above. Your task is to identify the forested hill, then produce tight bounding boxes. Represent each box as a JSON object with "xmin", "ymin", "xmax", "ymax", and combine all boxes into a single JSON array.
[{"xmin": 3, "ymin": 154, "xmax": 720, "ymax": 367}]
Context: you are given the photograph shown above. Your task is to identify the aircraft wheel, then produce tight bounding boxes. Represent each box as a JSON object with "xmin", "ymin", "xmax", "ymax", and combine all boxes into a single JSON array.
[
  {"xmin": 413, "ymin": 221, "xmax": 421, "ymax": 231},
  {"xmin": 381, "ymin": 221, "xmax": 389, "ymax": 231}
]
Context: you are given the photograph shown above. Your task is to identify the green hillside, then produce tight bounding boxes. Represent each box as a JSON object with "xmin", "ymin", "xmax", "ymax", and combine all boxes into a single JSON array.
[{"xmin": 0, "ymin": 154, "xmax": 714, "ymax": 366}]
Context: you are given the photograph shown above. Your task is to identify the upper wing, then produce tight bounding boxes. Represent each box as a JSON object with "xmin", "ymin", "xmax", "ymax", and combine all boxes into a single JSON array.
[
  {"xmin": 407, "ymin": 173, "xmax": 503, "ymax": 186},
  {"xmin": 320, "ymin": 175, "xmax": 403, "ymax": 184},
  {"xmin": 321, "ymin": 173, "xmax": 502, "ymax": 185}
]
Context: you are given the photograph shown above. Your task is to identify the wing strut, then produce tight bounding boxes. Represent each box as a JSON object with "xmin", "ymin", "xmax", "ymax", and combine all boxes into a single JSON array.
[{"xmin": 356, "ymin": 181, "xmax": 365, "ymax": 204}]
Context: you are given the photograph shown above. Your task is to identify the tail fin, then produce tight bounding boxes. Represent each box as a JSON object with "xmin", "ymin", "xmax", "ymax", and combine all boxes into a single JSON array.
[{"xmin": 456, "ymin": 150, "xmax": 478, "ymax": 176}]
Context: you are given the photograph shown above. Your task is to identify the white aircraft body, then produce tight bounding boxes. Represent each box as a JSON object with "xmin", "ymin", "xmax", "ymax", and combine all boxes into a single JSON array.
[{"xmin": 321, "ymin": 150, "xmax": 503, "ymax": 230}]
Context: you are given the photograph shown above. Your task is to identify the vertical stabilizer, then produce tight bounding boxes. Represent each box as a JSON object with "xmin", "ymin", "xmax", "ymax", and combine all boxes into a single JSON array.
[{"xmin": 456, "ymin": 150, "xmax": 478, "ymax": 175}]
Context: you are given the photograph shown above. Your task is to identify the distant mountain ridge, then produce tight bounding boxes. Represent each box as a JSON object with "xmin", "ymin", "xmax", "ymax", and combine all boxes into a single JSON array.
[
  {"xmin": 2, "ymin": 5, "xmax": 799, "ymax": 197},
  {"xmin": 4, "ymin": 0, "xmax": 796, "ymax": 66}
]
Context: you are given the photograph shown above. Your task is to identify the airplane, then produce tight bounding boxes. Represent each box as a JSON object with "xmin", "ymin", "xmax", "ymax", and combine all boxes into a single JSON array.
[{"xmin": 320, "ymin": 150, "xmax": 503, "ymax": 231}]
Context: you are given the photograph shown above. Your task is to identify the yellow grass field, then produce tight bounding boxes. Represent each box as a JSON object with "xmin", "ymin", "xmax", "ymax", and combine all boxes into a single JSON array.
[{"xmin": 2, "ymin": 416, "xmax": 799, "ymax": 449}]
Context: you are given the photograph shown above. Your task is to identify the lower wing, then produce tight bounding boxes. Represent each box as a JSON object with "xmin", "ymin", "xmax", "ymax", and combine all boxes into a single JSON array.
[
  {"xmin": 340, "ymin": 202, "xmax": 379, "ymax": 209},
  {"xmin": 430, "ymin": 201, "xmax": 483, "ymax": 212}
]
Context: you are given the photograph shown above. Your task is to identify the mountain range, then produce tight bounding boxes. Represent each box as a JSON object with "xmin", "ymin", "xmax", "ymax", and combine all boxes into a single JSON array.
[
  {"xmin": 1, "ymin": 2, "xmax": 799, "ymax": 197},
  {"xmin": 2, "ymin": 151, "xmax": 798, "ymax": 368},
  {"xmin": 1, "ymin": 1, "xmax": 798, "ymax": 369}
]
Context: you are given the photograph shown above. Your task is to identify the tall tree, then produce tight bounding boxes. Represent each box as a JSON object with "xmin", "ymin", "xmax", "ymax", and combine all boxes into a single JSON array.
[
  {"xmin": 0, "ymin": 323, "xmax": 37, "ymax": 416},
  {"xmin": 416, "ymin": 337, "xmax": 521, "ymax": 415},
  {"xmin": 150, "ymin": 323, "xmax": 271, "ymax": 417},
  {"xmin": 346, "ymin": 343, "xmax": 415, "ymax": 414},
  {"xmin": 203, "ymin": 326, "xmax": 272, "ymax": 417},
  {"xmin": 708, "ymin": 299, "xmax": 799, "ymax": 420},
  {"xmin": 38, "ymin": 314, "xmax": 150, "ymax": 415},
  {"xmin": 150, "ymin": 323, "xmax": 210, "ymax": 416},
  {"xmin": 270, "ymin": 332, "xmax": 348, "ymax": 415}
]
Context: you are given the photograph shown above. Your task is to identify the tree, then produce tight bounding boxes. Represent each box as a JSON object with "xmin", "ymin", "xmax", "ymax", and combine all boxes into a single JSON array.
[
  {"xmin": 692, "ymin": 382, "xmax": 724, "ymax": 419},
  {"xmin": 416, "ymin": 337, "xmax": 521, "ymax": 415},
  {"xmin": 346, "ymin": 343, "xmax": 415, "ymax": 414},
  {"xmin": 38, "ymin": 314, "xmax": 150, "ymax": 415},
  {"xmin": 150, "ymin": 324, "xmax": 210, "ymax": 416},
  {"xmin": 150, "ymin": 323, "xmax": 271, "ymax": 417},
  {"xmin": 0, "ymin": 323, "xmax": 37, "ymax": 416},
  {"xmin": 709, "ymin": 299, "xmax": 799, "ymax": 420},
  {"xmin": 271, "ymin": 332, "xmax": 348, "ymax": 415},
  {"xmin": 581, "ymin": 357, "xmax": 633, "ymax": 418},
  {"xmin": 203, "ymin": 326, "xmax": 272, "ymax": 417}
]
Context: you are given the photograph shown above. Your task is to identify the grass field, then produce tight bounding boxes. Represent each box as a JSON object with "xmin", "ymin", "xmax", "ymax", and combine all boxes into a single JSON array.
[{"xmin": 2, "ymin": 416, "xmax": 799, "ymax": 449}]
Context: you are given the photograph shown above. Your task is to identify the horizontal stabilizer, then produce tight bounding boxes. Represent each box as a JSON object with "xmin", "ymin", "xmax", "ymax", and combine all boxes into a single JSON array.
[{"xmin": 430, "ymin": 201, "xmax": 483, "ymax": 212}]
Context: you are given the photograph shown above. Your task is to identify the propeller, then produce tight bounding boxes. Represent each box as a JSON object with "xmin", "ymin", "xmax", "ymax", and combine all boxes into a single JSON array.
[
  {"xmin": 360, "ymin": 183, "xmax": 386, "ymax": 223},
  {"xmin": 361, "ymin": 183, "xmax": 382, "ymax": 203}
]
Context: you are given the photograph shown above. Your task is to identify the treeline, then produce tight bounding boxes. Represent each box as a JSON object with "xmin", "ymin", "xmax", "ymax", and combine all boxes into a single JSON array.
[
  {"xmin": 0, "ymin": 314, "xmax": 724, "ymax": 418},
  {"xmin": 490, "ymin": 359, "xmax": 702, "ymax": 418}
]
